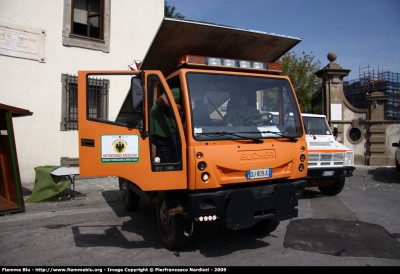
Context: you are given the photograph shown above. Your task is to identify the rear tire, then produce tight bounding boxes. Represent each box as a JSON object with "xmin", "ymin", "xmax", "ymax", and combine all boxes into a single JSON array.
[
  {"xmin": 250, "ymin": 219, "xmax": 280, "ymax": 235},
  {"xmin": 120, "ymin": 178, "xmax": 140, "ymax": 212},
  {"xmin": 318, "ymin": 177, "xmax": 345, "ymax": 196},
  {"xmin": 156, "ymin": 191, "xmax": 191, "ymax": 250}
]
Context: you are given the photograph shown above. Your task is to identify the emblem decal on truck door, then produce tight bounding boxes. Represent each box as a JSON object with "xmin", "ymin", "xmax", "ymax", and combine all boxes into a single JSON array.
[{"xmin": 101, "ymin": 135, "xmax": 139, "ymax": 163}]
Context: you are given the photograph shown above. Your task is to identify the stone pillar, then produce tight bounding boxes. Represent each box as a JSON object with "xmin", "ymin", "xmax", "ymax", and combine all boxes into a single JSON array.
[
  {"xmin": 315, "ymin": 52, "xmax": 351, "ymax": 122},
  {"xmin": 315, "ymin": 52, "xmax": 352, "ymax": 147},
  {"xmin": 366, "ymin": 92, "xmax": 389, "ymax": 166}
]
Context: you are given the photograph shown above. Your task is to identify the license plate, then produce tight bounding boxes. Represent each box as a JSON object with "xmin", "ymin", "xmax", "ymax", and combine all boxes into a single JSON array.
[
  {"xmin": 246, "ymin": 168, "xmax": 272, "ymax": 179},
  {"xmin": 322, "ymin": 171, "xmax": 335, "ymax": 176}
]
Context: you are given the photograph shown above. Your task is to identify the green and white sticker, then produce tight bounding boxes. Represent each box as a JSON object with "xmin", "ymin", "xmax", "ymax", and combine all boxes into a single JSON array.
[{"xmin": 101, "ymin": 135, "xmax": 139, "ymax": 163}]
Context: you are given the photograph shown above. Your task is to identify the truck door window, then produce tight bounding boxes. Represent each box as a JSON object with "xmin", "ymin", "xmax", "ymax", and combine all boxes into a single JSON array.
[
  {"xmin": 84, "ymin": 74, "xmax": 142, "ymax": 128},
  {"xmin": 148, "ymin": 75, "xmax": 183, "ymax": 169}
]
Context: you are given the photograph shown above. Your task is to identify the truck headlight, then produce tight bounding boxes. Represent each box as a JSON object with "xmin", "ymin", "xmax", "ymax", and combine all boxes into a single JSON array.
[
  {"xmin": 198, "ymin": 161, "xmax": 207, "ymax": 171},
  {"xmin": 201, "ymin": 172, "xmax": 210, "ymax": 182}
]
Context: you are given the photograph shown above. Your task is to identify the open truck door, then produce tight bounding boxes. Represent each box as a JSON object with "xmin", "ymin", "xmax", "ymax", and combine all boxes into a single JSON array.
[{"xmin": 78, "ymin": 71, "xmax": 187, "ymax": 192}]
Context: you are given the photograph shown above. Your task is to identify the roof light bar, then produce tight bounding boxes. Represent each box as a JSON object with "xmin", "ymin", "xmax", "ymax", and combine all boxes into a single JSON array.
[{"xmin": 177, "ymin": 55, "xmax": 282, "ymax": 73}]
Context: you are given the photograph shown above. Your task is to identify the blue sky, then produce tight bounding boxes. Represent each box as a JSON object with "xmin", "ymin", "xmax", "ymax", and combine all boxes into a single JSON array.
[{"xmin": 165, "ymin": 0, "xmax": 400, "ymax": 80}]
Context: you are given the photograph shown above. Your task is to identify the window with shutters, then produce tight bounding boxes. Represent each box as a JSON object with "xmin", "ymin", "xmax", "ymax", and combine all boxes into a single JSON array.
[{"xmin": 62, "ymin": 0, "xmax": 110, "ymax": 52}]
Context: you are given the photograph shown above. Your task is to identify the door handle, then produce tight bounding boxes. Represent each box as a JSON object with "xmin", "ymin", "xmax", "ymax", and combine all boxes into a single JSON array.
[{"xmin": 81, "ymin": 138, "xmax": 95, "ymax": 147}]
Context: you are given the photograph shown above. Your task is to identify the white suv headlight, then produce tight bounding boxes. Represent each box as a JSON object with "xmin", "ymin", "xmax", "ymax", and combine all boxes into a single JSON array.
[{"xmin": 345, "ymin": 151, "xmax": 354, "ymax": 166}]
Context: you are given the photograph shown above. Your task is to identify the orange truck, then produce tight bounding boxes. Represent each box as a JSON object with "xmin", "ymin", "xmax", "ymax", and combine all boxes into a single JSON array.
[{"xmin": 77, "ymin": 18, "xmax": 308, "ymax": 249}]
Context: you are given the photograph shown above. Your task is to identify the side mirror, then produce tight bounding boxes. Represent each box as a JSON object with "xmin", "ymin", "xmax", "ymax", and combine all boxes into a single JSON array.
[
  {"xmin": 333, "ymin": 126, "xmax": 338, "ymax": 137},
  {"xmin": 131, "ymin": 77, "xmax": 143, "ymax": 112}
]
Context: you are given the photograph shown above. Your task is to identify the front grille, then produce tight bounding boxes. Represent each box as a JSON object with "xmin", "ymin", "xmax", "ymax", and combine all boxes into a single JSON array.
[
  {"xmin": 308, "ymin": 152, "xmax": 345, "ymax": 167},
  {"xmin": 320, "ymin": 154, "xmax": 333, "ymax": 161},
  {"xmin": 333, "ymin": 153, "xmax": 345, "ymax": 161},
  {"xmin": 309, "ymin": 154, "xmax": 319, "ymax": 161},
  {"xmin": 320, "ymin": 162, "xmax": 331, "ymax": 166}
]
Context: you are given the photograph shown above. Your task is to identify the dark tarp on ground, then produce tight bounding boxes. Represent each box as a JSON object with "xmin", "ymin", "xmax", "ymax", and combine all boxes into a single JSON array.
[
  {"xmin": 284, "ymin": 218, "xmax": 400, "ymax": 260},
  {"xmin": 25, "ymin": 166, "xmax": 71, "ymax": 203}
]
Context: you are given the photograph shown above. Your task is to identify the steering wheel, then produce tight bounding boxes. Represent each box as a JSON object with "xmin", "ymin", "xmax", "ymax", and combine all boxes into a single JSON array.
[{"xmin": 243, "ymin": 112, "xmax": 274, "ymax": 126}]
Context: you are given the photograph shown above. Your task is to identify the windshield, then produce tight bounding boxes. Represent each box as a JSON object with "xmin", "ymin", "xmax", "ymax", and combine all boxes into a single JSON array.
[
  {"xmin": 186, "ymin": 72, "xmax": 303, "ymax": 142},
  {"xmin": 302, "ymin": 116, "xmax": 332, "ymax": 136}
]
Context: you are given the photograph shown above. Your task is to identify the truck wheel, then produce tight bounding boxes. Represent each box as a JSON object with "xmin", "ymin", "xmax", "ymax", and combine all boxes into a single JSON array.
[
  {"xmin": 156, "ymin": 191, "xmax": 191, "ymax": 250},
  {"xmin": 318, "ymin": 177, "xmax": 345, "ymax": 196},
  {"xmin": 120, "ymin": 178, "xmax": 140, "ymax": 212},
  {"xmin": 250, "ymin": 219, "xmax": 280, "ymax": 235},
  {"xmin": 396, "ymin": 158, "xmax": 400, "ymax": 171}
]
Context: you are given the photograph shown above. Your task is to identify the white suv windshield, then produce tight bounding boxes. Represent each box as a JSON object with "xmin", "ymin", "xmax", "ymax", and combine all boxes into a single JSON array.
[{"xmin": 302, "ymin": 116, "xmax": 332, "ymax": 136}]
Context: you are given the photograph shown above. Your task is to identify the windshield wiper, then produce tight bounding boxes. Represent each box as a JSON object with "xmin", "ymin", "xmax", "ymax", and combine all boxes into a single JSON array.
[
  {"xmin": 197, "ymin": 132, "xmax": 263, "ymax": 143},
  {"xmin": 239, "ymin": 131, "xmax": 298, "ymax": 142},
  {"xmin": 308, "ymin": 130, "xmax": 317, "ymax": 140}
]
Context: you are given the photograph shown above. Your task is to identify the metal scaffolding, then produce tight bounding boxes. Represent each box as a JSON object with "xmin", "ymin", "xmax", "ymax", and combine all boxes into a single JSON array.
[{"xmin": 344, "ymin": 66, "xmax": 400, "ymax": 120}]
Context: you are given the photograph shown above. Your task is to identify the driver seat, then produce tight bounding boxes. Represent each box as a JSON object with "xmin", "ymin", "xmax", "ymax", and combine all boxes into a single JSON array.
[{"xmin": 223, "ymin": 99, "xmax": 236, "ymax": 123}]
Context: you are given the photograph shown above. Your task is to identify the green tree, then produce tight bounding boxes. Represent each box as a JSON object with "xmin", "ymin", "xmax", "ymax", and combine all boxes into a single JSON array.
[
  {"xmin": 165, "ymin": 1, "xmax": 185, "ymax": 19},
  {"xmin": 277, "ymin": 51, "xmax": 322, "ymax": 112}
]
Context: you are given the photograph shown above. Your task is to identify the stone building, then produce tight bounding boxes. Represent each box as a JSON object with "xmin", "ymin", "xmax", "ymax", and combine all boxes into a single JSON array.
[{"xmin": 313, "ymin": 52, "xmax": 400, "ymax": 166}]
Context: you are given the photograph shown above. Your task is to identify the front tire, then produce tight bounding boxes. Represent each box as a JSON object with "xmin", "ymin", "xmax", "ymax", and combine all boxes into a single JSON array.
[
  {"xmin": 318, "ymin": 177, "xmax": 345, "ymax": 196},
  {"xmin": 396, "ymin": 158, "xmax": 400, "ymax": 172},
  {"xmin": 156, "ymin": 191, "xmax": 191, "ymax": 250},
  {"xmin": 119, "ymin": 178, "xmax": 140, "ymax": 212}
]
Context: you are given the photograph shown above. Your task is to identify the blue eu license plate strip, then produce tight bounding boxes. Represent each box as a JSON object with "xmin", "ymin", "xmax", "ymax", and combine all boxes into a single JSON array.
[{"xmin": 246, "ymin": 168, "xmax": 272, "ymax": 179}]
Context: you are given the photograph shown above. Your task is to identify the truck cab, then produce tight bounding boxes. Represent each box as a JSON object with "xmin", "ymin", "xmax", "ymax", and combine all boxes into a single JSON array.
[{"xmin": 77, "ymin": 18, "xmax": 308, "ymax": 249}]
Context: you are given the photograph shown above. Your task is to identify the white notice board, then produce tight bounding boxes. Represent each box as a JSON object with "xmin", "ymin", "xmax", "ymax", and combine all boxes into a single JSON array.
[{"xmin": 331, "ymin": 104, "xmax": 342, "ymax": 120}]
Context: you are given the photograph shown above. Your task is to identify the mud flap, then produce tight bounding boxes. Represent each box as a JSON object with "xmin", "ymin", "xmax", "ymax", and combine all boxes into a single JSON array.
[{"xmin": 226, "ymin": 183, "xmax": 298, "ymax": 230}]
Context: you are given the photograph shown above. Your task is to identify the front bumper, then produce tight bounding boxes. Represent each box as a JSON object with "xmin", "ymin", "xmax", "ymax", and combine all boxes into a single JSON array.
[
  {"xmin": 306, "ymin": 166, "xmax": 355, "ymax": 180},
  {"xmin": 183, "ymin": 180, "xmax": 306, "ymax": 230}
]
